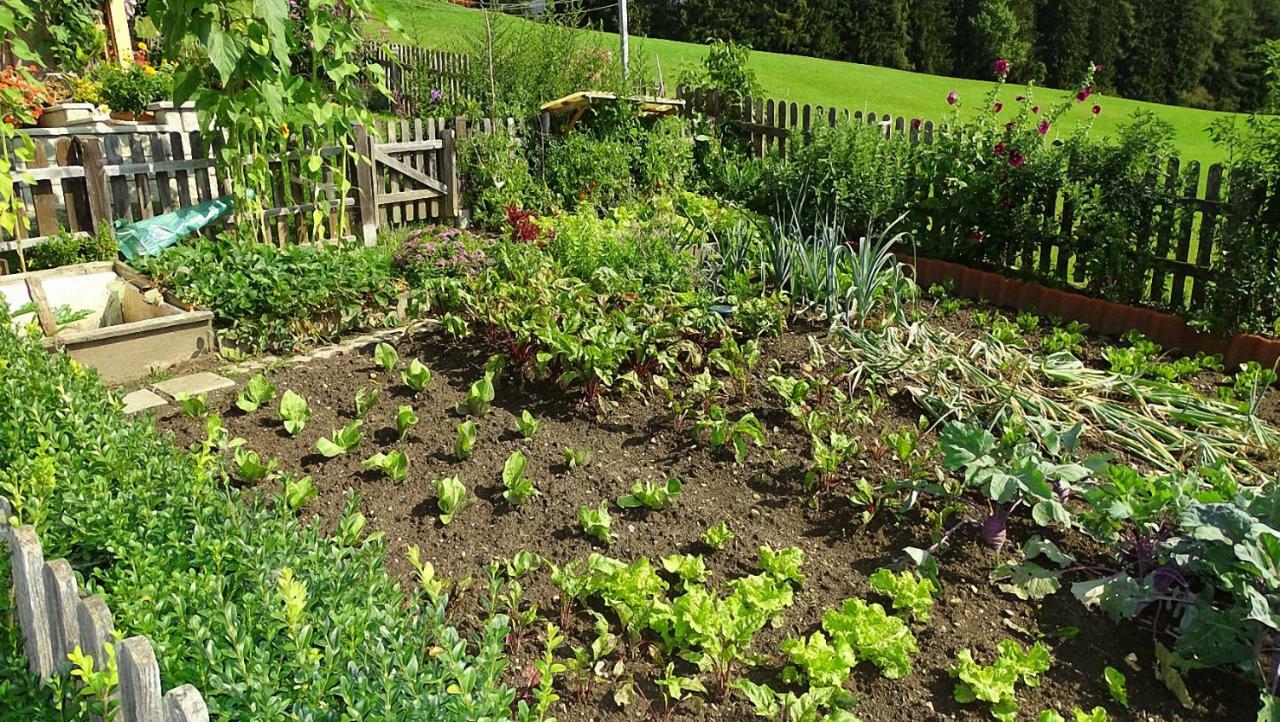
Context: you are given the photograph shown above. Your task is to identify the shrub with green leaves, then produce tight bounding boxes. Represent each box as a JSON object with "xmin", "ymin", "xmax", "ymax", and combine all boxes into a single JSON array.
[{"xmin": 0, "ymin": 308, "xmax": 515, "ymax": 719}]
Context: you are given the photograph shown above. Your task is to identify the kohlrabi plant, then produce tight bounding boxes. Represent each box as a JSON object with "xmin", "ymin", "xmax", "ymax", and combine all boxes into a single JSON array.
[
  {"xmin": 457, "ymin": 372, "xmax": 496, "ymax": 417},
  {"xmin": 396, "ymin": 404, "xmax": 419, "ymax": 440},
  {"xmin": 868, "ymin": 568, "xmax": 937, "ymax": 622},
  {"xmin": 316, "ymin": 420, "xmax": 363, "ymax": 458},
  {"xmin": 233, "ymin": 447, "xmax": 278, "ymax": 483},
  {"xmin": 354, "ymin": 386, "xmax": 380, "ymax": 417},
  {"xmin": 236, "ymin": 373, "xmax": 277, "ymax": 412},
  {"xmin": 701, "ymin": 522, "xmax": 734, "ymax": 551},
  {"xmin": 362, "ymin": 450, "xmax": 409, "ymax": 483},
  {"xmin": 434, "ymin": 475, "xmax": 470, "ymax": 525},
  {"xmin": 455, "ymin": 420, "xmax": 477, "ymax": 460},
  {"xmin": 579, "ymin": 502, "xmax": 614, "ymax": 545},
  {"xmin": 563, "ymin": 446, "xmax": 592, "ymax": 470},
  {"xmin": 515, "ymin": 409, "xmax": 541, "ymax": 439},
  {"xmin": 279, "ymin": 390, "xmax": 310, "ymax": 436},
  {"xmin": 502, "ymin": 450, "xmax": 537, "ymax": 505},
  {"xmin": 402, "ymin": 358, "xmax": 433, "ymax": 393},
  {"xmin": 951, "ymin": 640, "xmax": 1052, "ymax": 722},
  {"xmin": 374, "ymin": 342, "xmax": 399, "ymax": 372},
  {"xmin": 617, "ymin": 477, "xmax": 682, "ymax": 511}
]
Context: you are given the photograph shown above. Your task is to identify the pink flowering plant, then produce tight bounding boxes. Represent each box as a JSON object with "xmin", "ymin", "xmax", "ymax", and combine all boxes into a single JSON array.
[{"xmin": 392, "ymin": 225, "xmax": 491, "ymax": 286}]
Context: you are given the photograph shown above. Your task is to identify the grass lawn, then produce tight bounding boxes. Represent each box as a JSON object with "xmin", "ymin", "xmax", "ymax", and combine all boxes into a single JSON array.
[{"xmin": 372, "ymin": 0, "xmax": 1249, "ymax": 164}]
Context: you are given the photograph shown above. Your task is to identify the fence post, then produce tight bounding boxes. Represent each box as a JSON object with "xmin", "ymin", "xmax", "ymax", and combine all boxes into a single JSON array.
[
  {"xmin": 119, "ymin": 636, "xmax": 164, "ymax": 722},
  {"xmin": 352, "ymin": 123, "xmax": 379, "ymax": 244},
  {"xmin": 43, "ymin": 559, "xmax": 79, "ymax": 672},
  {"xmin": 76, "ymin": 594, "xmax": 115, "ymax": 675},
  {"xmin": 76, "ymin": 136, "xmax": 114, "ymax": 232},
  {"xmin": 10, "ymin": 526, "xmax": 54, "ymax": 678},
  {"xmin": 440, "ymin": 129, "xmax": 459, "ymax": 222},
  {"xmin": 163, "ymin": 685, "xmax": 210, "ymax": 722}
]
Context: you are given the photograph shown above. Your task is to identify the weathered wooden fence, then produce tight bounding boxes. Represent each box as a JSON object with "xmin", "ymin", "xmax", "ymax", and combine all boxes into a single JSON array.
[
  {"xmin": 678, "ymin": 87, "xmax": 1228, "ymax": 315},
  {"xmin": 5, "ymin": 119, "xmax": 463, "ymax": 260},
  {"xmin": 1, "ymin": 496, "xmax": 209, "ymax": 721},
  {"xmin": 372, "ymin": 45, "xmax": 471, "ymax": 115}
]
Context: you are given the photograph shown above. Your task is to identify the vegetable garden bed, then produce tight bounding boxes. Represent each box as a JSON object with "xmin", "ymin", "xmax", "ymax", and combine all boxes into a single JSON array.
[{"xmin": 151, "ymin": 316, "xmax": 1262, "ymax": 722}]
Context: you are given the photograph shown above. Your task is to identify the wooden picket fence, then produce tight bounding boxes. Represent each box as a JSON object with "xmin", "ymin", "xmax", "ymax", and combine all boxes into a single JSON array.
[
  {"xmin": 4, "ymin": 120, "xmax": 464, "ymax": 262},
  {"xmin": 1, "ymin": 496, "xmax": 209, "ymax": 721},
  {"xmin": 372, "ymin": 45, "xmax": 471, "ymax": 115},
  {"xmin": 678, "ymin": 87, "xmax": 1229, "ymax": 315}
]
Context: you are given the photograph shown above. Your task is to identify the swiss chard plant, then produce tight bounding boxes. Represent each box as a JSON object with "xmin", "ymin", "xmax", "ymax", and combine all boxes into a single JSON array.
[
  {"xmin": 617, "ymin": 477, "xmax": 682, "ymax": 511},
  {"xmin": 362, "ymin": 450, "xmax": 409, "ymax": 483},
  {"xmin": 695, "ymin": 405, "xmax": 765, "ymax": 463},
  {"xmin": 279, "ymin": 390, "xmax": 310, "ymax": 436},
  {"xmin": 235, "ymin": 373, "xmax": 277, "ymax": 413},
  {"xmin": 316, "ymin": 420, "xmax": 363, "ymax": 458}
]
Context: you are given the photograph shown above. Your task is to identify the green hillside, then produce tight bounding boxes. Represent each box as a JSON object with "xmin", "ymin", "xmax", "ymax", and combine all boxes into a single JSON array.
[{"xmin": 374, "ymin": 0, "xmax": 1249, "ymax": 164}]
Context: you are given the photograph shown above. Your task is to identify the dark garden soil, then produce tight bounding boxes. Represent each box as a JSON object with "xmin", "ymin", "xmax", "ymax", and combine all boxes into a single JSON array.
[{"xmin": 153, "ymin": 321, "xmax": 1257, "ymax": 722}]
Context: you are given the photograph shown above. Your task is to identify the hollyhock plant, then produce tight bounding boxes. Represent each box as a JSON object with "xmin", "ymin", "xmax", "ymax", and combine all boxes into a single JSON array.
[
  {"xmin": 1076, "ymin": 86, "xmax": 1093, "ymax": 102},
  {"xmin": 993, "ymin": 142, "xmax": 1006, "ymax": 156}
]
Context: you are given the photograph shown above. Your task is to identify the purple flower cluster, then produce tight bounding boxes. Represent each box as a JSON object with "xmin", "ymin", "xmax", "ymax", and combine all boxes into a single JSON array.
[{"xmin": 393, "ymin": 226, "xmax": 489, "ymax": 284}]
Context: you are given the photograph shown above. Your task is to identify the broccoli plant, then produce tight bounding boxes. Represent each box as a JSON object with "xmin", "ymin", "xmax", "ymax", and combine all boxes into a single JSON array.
[
  {"xmin": 316, "ymin": 420, "xmax": 363, "ymax": 458},
  {"xmin": 236, "ymin": 373, "xmax": 277, "ymax": 412},
  {"xmin": 362, "ymin": 450, "xmax": 409, "ymax": 483},
  {"xmin": 617, "ymin": 477, "xmax": 682, "ymax": 511},
  {"xmin": 434, "ymin": 475, "xmax": 470, "ymax": 525},
  {"xmin": 502, "ymin": 450, "xmax": 537, "ymax": 505},
  {"xmin": 279, "ymin": 390, "xmax": 310, "ymax": 436}
]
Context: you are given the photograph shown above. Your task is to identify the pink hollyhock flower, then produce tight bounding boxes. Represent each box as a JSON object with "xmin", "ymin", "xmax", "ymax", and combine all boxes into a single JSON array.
[
  {"xmin": 993, "ymin": 102, "xmax": 1004, "ymax": 112},
  {"xmin": 1076, "ymin": 86, "xmax": 1093, "ymax": 102},
  {"xmin": 994, "ymin": 142, "xmax": 1006, "ymax": 156},
  {"xmin": 947, "ymin": 91, "xmax": 959, "ymax": 105},
  {"xmin": 911, "ymin": 117, "xmax": 922, "ymax": 130},
  {"xmin": 994, "ymin": 58, "xmax": 1010, "ymax": 76},
  {"xmin": 1094, "ymin": 63, "xmax": 1103, "ymax": 73},
  {"xmin": 1038, "ymin": 119, "xmax": 1050, "ymax": 135},
  {"xmin": 1009, "ymin": 152, "xmax": 1025, "ymax": 168},
  {"xmin": 1092, "ymin": 104, "xmax": 1102, "ymax": 115}
]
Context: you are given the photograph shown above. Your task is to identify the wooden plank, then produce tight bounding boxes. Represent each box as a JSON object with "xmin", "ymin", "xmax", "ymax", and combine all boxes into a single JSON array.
[
  {"xmin": 103, "ymin": 135, "xmax": 132, "ymax": 222},
  {"xmin": 77, "ymin": 137, "xmax": 113, "ymax": 232},
  {"xmin": 1148, "ymin": 157, "xmax": 1182, "ymax": 304},
  {"xmin": 376, "ymin": 189, "xmax": 445, "ymax": 205},
  {"xmin": 1191, "ymin": 164, "xmax": 1224, "ymax": 308},
  {"xmin": 55, "ymin": 138, "xmax": 91, "ymax": 234},
  {"xmin": 1169, "ymin": 162, "xmax": 1202, "ymax": 309},
  {"xmin": 168, "ymin": 132, "xmax": 194, "ymax": 209},
  {"xmin": 150, "ymin": 134, "xmax": 176, "ymax": 214},
  {"xmin": 29, "ymin": 143, "xmax": 59, "ymax": 238},
  {"xmin": 102, "ymin": 158, "xmax": 216, "ymax": 175},
  {"xmin": 375, "ymin": 140, "xmax": 444, "ymax": 153},
  {"xmin": 129, "ymin": 135, "xmax": 156, "ymax": 219},
  {"xmin": 440, "ymin": 128, "xmax": 458, "ymax": 220},
  {"xmin": 426, "ymin": 118, "xmax": 439, "ymax": 219},
  {"xmin": 189, "ymin": 132, "xmax": 215, "ymax": 202},
  {"xmin": 374, "ymin": 151, "xmax": 448, "ymax": 194},
  {"xmin": 352, "ymin": 123, "xmax": 378, "ymax": 243},
  {"xmin": 385, "ymin": 120, "xmax": 402, "ymax": 228},
  {"xmin": 8, "ymin": 526, "xmax": 53, "ymax": 677}
]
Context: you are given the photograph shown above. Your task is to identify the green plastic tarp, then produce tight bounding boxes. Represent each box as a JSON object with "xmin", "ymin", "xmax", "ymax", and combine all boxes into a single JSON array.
[{"xmin": 115, "ymin": 195, "xmax": 235, "ymax": 260}]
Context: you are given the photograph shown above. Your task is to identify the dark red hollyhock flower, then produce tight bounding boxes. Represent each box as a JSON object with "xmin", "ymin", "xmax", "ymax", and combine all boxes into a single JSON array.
[
  {"xmin": 993, "ymin": 58, "xmax": 1010, "ymax": 76},
  {"xmin": 1009, "ymin": 152, "xmax": 1025, "ymax": 168},
  {"xmin": 947, "ymin": 91, "xmax": 959, "ymax": 105},
  {"xmin": 993, "ymin": 102, "xmax": 1004, "ymax": 113},
  {"xmin": 994, "ymin": 142, "xmax": 1007, "ymax": 156},
  {"xmin": 911, "ymin": 117, "xmax": 922, "ymax": 130},
  {"xmin": 971, "ymin": 229, "xmax": 985, "ymax": 242},
  {"xmin": 1038, "ymin": 119, "xmax": 1050, "ymax": 135},
  {"xmin": 1005, "ymin": 122, "xmax": 1015, "ymax": 133},
  {"xmin": 1076, "ymin": 86, "xmax": 1093, "ymax": 102},
  {"xmin": 1032, "ymin": 105, "xmax": 1040, "ymax": 114},
  {"xmin": 1002, "ymin": 196, "xmax": 1014, "ymax": 209},
  {"xmin": 1092, "ymin": 104, "xmax": 1102, "ymax": 116}
]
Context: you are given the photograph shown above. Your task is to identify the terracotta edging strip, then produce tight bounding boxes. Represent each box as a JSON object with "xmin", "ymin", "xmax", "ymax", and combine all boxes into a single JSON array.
[{"xmin": 898, "ymin": 254, "xmax": 1280, "ymax": 370}]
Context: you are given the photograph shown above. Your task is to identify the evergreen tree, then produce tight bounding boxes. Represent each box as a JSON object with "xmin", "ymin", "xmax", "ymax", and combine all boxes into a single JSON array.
[{"xmin": 908, "ymin": 0, "xmax": 959, "ymax": 73}]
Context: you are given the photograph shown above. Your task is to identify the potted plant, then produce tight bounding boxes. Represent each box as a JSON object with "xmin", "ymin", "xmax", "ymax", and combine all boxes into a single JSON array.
[
  {"xmin": 76, "ymin": 44, "xmax": 175, "ymax": 124},
  {"xmin": 0, "ymin": 65, "xmax": 61, "ymax": 128}
]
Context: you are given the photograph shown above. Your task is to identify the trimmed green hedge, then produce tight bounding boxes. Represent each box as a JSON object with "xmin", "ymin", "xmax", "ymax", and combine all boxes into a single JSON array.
[{"xmin": 0, "ymin": 315, "xmax": 514, "ymax": 719}]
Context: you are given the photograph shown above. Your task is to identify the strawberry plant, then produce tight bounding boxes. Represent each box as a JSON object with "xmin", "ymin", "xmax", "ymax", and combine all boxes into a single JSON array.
[
  {"xmin": 617, "ymin": 477, "xmax": 682, "ymax": 511},
  {"xmin": 502, "ymin": 451, "xmax": 537, "ymax": 505},
  {"xmin": 515, "ymin": 409, "xmax": 540, "ymax": 439},
  {"xmin": 951, "ymin": 640, "xmax": 1052, "ymax": 722},
  {"xmin": 354, "ymin": 387, "xmax": 380, "ymax": 417},
  {"xmin": 434, "ymin": 475, "xmax": 470, "ymax": 525},
  {"xmin": 374, "ymin": 342, "xmax": 399, "ymax": 372},
  {"xmin": 695, "ymin": 405, "xmax": 765, "ymax": 463},
  {"xmin": 579, "ymin": 502, "xmax": 614, "ymax": 545},
  {"xmin": 396, "ymin": 404, "xmax": 419, "ymax": 441},
  {"xmin": 868, "ymin": 568, "xmax": 937, "ymax": 622},
  {"xmin": 402, "ymin": 359, "xmax": 433, "ymax": 393},
  {"xmin": 362, "ymin": 450, "xmax": 409, "ymax": 483},
  {"xmin": 701, "ymin": 522, "xmax": 734, "ymax": 551},
  {"xmin": 563, "ymin": 446, "xmax": 592, "ymax": 469},
  {"xmin": 235, "ymin": 373, "xmax": 277, "ymax": 413},
  {"xmin": 233, "ymin": 448, "xmax": 278, "ymax": 483},
  {"xmin": 316, "ymin": 420, "xmax": 363, "ymax": 458},
  {"xmin": 455, "ymin": 420, "xmax": 477, "ymax": 460},
  {"xmin": 279, "ymin": 390, "xmax": 310, "ymax": 436}
]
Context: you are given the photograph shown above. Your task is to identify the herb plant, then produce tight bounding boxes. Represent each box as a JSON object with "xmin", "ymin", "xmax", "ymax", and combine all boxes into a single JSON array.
[
  {"xmin": 236, "ymin": 374, "xmax": 277, "ymax": 413},
  {"xmin": 279, "ymin": 390, "xmax": 310, "ymax": 436},
  {"xmin": 316, "ymin": 420, "xmax": 363, "ymax": 458}
]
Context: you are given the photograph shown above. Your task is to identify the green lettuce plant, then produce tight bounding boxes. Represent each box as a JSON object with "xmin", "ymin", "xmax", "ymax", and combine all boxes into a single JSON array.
[
  {"xmin": 515, "ymin": 410, "xmax": 540, "ymax": 439},
  {"xmin": 279, "ymin": 390, "xmax": 310, "ymax": 436},
  {"xmin": 434, "ymin": 475, "xmax": 470, "ymax": 525},
  {"xmin": 617, "ymin": 477, "xmax": 682, "ymax": 511},
  {"xmin": 563, "ymin": 447, "xmax": 592, "ymax": 469},
  {"xmin": 354, "ymin": 387, "xmax": 380, "ymax": 417},
  {"xmin": 502, "ymin": 451, "xmax": 536, "ymax": 505},
  {"xmin": 177, "ymin": 393, "xmax": 208, "ymax": 419},
  {"xmin": 458, "ymin": 372, "xmax": 496, "ymax": 417},
  {"xmin": 951, "ymin": 640, "xmax": 1052, "ymax": 722},
  {"xmin": 236, "ymin": 374, "xmax": 277, "ymax": 412},
  {"xmin": 233, "ymin": 448, "xmax": 278, "ymax": 484},
  {"xmin": 701, "ymin": 522, "xmax": 734, "ymax": 551},
  {"xmin": 868, "ymin": 568, "xmax": 937, "ymax": 622},
  {"xmin": 579, "ymin": 502, "xmax": 614, "ymax": 545},
  {"xmin": 455, "ymin": 420, "xmax": 477, "ymax": 460},
  {"xmin": 316, "ymin": 420, "xmax": 363, "ymax": 458},
  {"xmin": 402, "ymin": 359, "xmax": 433, "ymax": 393},
  {"xmin": 362, "ymin": 450, "xmax": 408, "ymax": 483},
  {"xmin": 374, "ymin": 342, "xmax": 399, "ymax": 372},
  {"xmin": 396, "ymin": 404, "xmax": 419, "ymax": 441}
]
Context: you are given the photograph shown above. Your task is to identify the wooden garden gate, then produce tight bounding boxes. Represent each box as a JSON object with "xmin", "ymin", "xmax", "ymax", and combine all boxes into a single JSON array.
[{"xmin": 353, "ymin": 119, "xmax": 458, "ymax": 243}]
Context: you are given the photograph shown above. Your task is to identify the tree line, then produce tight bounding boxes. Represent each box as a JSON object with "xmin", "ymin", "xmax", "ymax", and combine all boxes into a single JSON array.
[{"xmin": 507, "ymin": 0, "xmax": 1280, "ymax": 113}]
